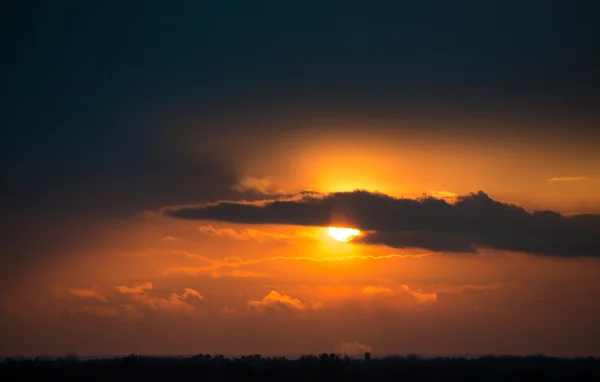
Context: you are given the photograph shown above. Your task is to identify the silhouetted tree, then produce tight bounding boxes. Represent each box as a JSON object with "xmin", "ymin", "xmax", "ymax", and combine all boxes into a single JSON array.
[{"xmin": 1, "ymin": 353, "xmax": 600, "ymax": 381}]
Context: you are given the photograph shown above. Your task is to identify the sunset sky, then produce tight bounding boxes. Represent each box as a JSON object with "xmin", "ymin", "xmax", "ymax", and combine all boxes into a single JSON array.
[{"xmin": 2, "ymin": 1, "xmax": 600, "ymax": 357}]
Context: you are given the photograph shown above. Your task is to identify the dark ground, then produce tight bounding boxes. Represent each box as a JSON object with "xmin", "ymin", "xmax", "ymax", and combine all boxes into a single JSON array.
[{"xmin": 2, "ymin": 354, "xmax": 600, "ymax": 381}]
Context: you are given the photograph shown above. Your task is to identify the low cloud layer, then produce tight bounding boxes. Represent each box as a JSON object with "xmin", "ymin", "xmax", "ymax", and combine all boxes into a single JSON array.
[{"xmin": 165, "ymin": 191, "xmax": 600, "ymax": 257}]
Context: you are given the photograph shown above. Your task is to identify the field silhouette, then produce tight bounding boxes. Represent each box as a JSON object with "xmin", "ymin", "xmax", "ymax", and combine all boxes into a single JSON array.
[{"xmin": 2, "ymin": 353, "xmax": 599, "ymax": 381}]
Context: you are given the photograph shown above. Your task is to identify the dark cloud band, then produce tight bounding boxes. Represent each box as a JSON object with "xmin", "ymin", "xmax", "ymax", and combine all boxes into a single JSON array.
[{"xmin": 165, "ymin": 191, "xmax": 600, "ymax": 257}]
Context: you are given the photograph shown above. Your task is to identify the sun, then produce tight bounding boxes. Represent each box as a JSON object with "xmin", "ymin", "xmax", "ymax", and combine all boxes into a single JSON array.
[{"xmin": 328, "ymin": 227, "xmax": 361, "ymax": 242}]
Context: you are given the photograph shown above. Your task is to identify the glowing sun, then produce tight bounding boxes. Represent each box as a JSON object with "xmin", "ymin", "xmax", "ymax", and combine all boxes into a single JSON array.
[{"xmin": 328, "ymin": 227, "xmax": 361, "ymax": 242}]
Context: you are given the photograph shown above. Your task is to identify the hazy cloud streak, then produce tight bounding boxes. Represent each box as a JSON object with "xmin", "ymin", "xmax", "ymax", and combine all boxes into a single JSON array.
[{"xmin": 548, "ymin": 177, "xmax": 587, "ymax": 183}]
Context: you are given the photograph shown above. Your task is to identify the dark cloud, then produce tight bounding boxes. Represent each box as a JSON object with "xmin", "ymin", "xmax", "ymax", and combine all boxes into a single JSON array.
[{"xmin": 165, "ymin": 191, "xmax": 600, "ymax": 257}]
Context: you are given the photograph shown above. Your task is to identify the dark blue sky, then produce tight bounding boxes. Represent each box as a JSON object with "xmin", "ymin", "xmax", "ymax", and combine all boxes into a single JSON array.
[{"xmin": 5, "ymin": 1, "xmax": 598, "ymax": 118}]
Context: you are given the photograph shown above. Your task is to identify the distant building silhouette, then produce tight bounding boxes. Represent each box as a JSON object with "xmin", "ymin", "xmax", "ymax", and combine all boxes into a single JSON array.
[{"xmin": 364, "ymin": 352, "xmax": 371, "ymax": 361}]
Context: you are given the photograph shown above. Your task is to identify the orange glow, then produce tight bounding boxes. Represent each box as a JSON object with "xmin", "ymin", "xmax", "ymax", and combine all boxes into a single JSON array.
[{"xmin": 328, "ymin": 227, "xmax": 360, "ymax": 242}]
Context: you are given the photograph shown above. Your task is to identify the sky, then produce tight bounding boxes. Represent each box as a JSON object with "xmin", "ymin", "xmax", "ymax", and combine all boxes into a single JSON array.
[{"xmin": 2, "ymin": 1, "xmax": 600, "ymax": 357}]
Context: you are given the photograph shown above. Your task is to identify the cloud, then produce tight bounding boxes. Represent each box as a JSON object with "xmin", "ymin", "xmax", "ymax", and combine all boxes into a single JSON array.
[
  {"xmin": 161, "ymin": 253, "xmax": 273, "ymax": 278},
  {"xmin": 198, "ymin": 225, "xmax": 311, "ymax": 243},
  {"xmin": 338, "ymin": 340, "xmax": 372, "ymax": 356},
  {"xmin": 363, "ymin": 285, "xmax": 393, "ymax": 295},
  {"xmin": 162, "ymin": 236, "xmax": 179, "ymax": 242},
  {"xmin": 116, "ymin": 282, "xmax": 153, "ymax": 294},
  {"xmin": 211, "ymin": 270, "xmax": 272, "ymax": 278},
  {"xmin": 164, "ymin": 190, "xmax": 600, "ymax": 257},
  {"xmin": 401, "ymin": 285, "xmax": 438, "ymax": 305},
  {"xmin": 113, "ymin": 283, "xmax": 204, "ymax": 314},
  {"xmin": 548, "ymin": 177, "xmax": 586, "ymax": 183},
  {"xmin": 427, "ymin": 190, "xmax": 457, "ymax": 201},
  {"xmin": 129, "ymin": 293, "xmax": 198, "ymax": 313},
  {"xmin": 362, "ymin": 284, "xmax": 437, "ymax": 305},
  {"xmin": 180, "ymin": 288, "xmax": 204, "ymax": 301},
  {"xmin": 247, "ymin": 290, "xmax": 322, "ymax": 312},
  {"xmin": 67, "ymin": 287, "xmax": 107, "ymax": 302},
  {"xmin": 162, "ymin": 250, "xmax": 215, "ymax": 262},
  {"xmin": 162, "ymin": 253, "xmax": 433, "ymax": 277},
  {"xmin": 432, "ymin": 283, "xmax": 507, "ymax": 295}
]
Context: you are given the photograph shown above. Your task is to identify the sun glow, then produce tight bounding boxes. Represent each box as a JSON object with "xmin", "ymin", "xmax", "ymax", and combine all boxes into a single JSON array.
[{"xmin": 328, "ymin": 227, "xmax": 361, "ymax": 242}]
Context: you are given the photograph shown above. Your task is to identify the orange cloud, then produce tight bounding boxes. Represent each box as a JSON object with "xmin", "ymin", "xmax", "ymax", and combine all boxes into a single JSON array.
[
  {"xmin": 363, "ymin": 285, "xmax": 393, "ymax": 295},
  {"xmin": 198, "ymin": 225, "xmax": 315, "ymax": 243},
  {"xmin": 67, "ymin": 287, "xmax": 107, "ymax": 302},
  {"xmin": 548, "ymin": 177, "xmax": 586, "ymax": 183},
  {"xmin": 130, "ymin": 293, "xmax": 195, "ymax": 312},
  {"xmin": 162, "ymin": 250, "xmax": 215, "ymax": 263},
  {"xmin": 210, "ymin": 269, "xmax": 272, "ymax": 278},
  {"xmin": 401, "ymin": 285, "xmax": 438, "ymax": 304},
  {"xmin": 116, "ymin": 282, "xmax": 153, "ymax": 294},
  {"xmin": 112, "ymin": 283, "xmax": 205, "ymax": 315},
  {"xmin": 162, "ymin": 235, "xmax": 179, "ymax": 242},
  {"xmin": 160, "ymin": 254, "xmax": 270, "ymax": 277},
  {"xmin": 299, "ymin": 283, "xmax": 439, "ymax": 309},
  {"xmin": 162, "ymin": 252, "xmax": 435, "ymax": 277},
  {"xmin": 294, "ymin": 283, "xmax": 442, "ymax": 309},
  {"xmin": 180, "ymin": 288, "xmax": 204, "ymax": 301},
  {"xmin": 247, "ymin": 290, "xmax": 322, "ymax": 312}
]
